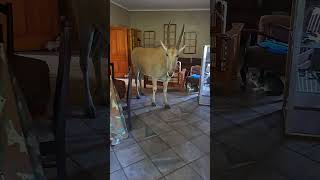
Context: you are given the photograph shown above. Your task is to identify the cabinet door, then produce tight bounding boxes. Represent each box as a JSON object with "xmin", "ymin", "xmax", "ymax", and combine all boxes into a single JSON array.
[
  {"xmin": 110, "ymin": 26, "xmax": 128, "ymax": 78},
  {"xmin": 0, "ymin": 0, "xmax": 59, "ymax": 51}
]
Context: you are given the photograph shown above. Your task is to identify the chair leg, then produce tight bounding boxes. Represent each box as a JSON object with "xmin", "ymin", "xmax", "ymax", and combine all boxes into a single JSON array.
[
  {"xmin": 258, "ymin": 69, "xmax": 265, "ymax": 85},
  {"xmin": 240, "ymin": 64, "xmax": 248, "ymax": 91},
  {"xmin": 126, "ymin": 67, "xmax": 132, "ymax": 131}
]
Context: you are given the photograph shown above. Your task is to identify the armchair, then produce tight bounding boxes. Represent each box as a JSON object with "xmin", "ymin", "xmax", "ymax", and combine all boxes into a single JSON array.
[
  {"xmin": 186, "ymin": 65, "xmax": 201, "ymax": 92},
  {"xmin": 240, "ymin": 15, "xmax": 291, "ymax": 90},
  {"xmin": 144, "ymin": 61, "xmax": 187, "ymax": 91}
]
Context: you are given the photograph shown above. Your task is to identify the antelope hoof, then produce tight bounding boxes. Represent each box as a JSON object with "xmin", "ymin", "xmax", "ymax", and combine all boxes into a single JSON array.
[
  {"xmin": 140, "ymin": 92, "xmax": 145, "ymax": 96},
  {"xmin": 86, "ymin": 106, "xmax": 96, "ymax": 119},
  {"xmin": 164, "ymin": 104, "xmax": 171, "ymax": 109},
  {"xmin": 151, "ymin": 102, "xmax": 157, "ymax": 107},
  {"xmin": 136, "ymin": 95, "xmax": 141, "ymax": 99}
]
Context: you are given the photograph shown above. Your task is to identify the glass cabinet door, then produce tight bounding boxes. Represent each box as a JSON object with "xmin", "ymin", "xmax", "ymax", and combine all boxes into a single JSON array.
[
  {"xmin": 199, "ymin": 45, "xmax": 210, "ymax": 106},
  {"xmin": 285, "ymin": 0, "xmax": 320, "ymax": 137}
]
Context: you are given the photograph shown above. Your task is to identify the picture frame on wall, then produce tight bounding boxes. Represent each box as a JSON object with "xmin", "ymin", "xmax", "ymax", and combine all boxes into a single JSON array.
[
  {"xmin": 183, "ymin": 32, "xmax": 197, "ymax": 54},
  {"xmin": 164, "ymin": 24, "xmax": 177, "ymax": 47}
]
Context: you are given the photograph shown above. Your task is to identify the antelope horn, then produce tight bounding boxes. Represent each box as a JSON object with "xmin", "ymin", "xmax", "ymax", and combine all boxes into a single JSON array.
[
  {"xmin": 176, "ymin": 24, "xmax": 185, "ymax": 49},
  {"xmin": 167, "ymin": 20, "xmax": 171, "ymax": 47}
]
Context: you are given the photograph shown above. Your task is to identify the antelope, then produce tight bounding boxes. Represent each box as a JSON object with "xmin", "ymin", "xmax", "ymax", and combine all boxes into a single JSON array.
[
  {"xmin": 131, "ymin": 21, "xmax": 186, "ymax": 109},
  {"xmin": 69, "ymin": 0, "xmax": 108, "ymax": 118}
]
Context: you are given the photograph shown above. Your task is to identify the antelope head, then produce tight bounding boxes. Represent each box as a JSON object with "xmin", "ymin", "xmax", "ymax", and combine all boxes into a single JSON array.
[{"xmin": 160, "ymin": 21, "xmax": 186, "ymax": 77}]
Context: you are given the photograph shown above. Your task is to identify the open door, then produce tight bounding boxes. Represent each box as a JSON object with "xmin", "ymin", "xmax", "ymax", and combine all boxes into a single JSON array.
[{"xmin": 110, "ymin": 26, "xmax": 129, "ymax": 78}]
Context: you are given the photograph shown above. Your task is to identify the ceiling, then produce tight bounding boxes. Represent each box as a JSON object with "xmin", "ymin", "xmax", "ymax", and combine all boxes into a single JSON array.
[{"xmin": 111, "ymin": 0, "xmax": 210, "ymax": 11}]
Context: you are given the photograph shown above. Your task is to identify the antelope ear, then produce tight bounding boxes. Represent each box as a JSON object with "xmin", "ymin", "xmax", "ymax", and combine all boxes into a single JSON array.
[
  {"xmin": 160, "ymin": 40, "xmax": 167, "ymax": 51},
  {"xmin": 178, "ymin": 44, "xmax": 187, "ymax": 53}
]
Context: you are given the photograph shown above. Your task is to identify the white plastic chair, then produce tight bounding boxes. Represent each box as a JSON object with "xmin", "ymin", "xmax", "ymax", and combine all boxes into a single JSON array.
[{"xmin": 307, "ymin": 7, "xmax": 320, "ymax": 33}]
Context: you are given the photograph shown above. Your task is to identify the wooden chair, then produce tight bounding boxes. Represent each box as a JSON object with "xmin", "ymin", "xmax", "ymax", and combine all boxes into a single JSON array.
[
  {"xmin": 144, "ymin": 61, "xmax": 187, "ymax": 91},
  {"xmin": 240, "ymin": 15, "xmax": 290, "ymax": 90},
  {"xmin": 1, "ymin": 4, "xmax": 73, "ymax": 178},
  {"xmin": 178, "ymin": 57, "xmax": 202, "ymax": 75},
  {"xmin": 0, "ymin": 3, "xmax": 51, "ymax": 118},
  {"xmin": 186, "ymin": 65, "xmax": 201, "ymax": 91},
  {"xmin": 213, "ymin": 23, "xmax": 244, "ymax": 95},
  {"xmin": 212, "ymin": 1, "xmax": 244, "ymax": 95}
]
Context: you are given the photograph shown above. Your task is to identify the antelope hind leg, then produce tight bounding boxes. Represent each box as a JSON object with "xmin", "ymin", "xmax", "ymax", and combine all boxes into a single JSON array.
[
  {"xmin": 79, "ymin": 28, "xmax": 96, "ymax": 118},
  {"xmin": 136, "ymin": 71, "xmax": 141, "ymax": 99},
  {"xmin": 163, "ymin": 80, "xmax": 170, "ymax": 109},
  {"xmin": 139, "ymin": 73, "xmax": 144, "ymax": 96},
  {"xmin": 151, "ymin": 78, "xmax": 157, "ymax": 106}
]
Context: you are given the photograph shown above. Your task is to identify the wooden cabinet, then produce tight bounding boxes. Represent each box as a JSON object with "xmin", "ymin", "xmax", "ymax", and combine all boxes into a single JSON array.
[
  {"xmin": 0, "ymin": 0, "xmax": 59, "ymax": 51},
  {"xmin": 110, "ymin": 26, "xmax": 129, "ymax": 78}
]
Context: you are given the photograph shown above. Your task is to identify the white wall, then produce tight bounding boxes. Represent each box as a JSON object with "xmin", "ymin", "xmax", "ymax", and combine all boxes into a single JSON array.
[
  {"xmin": 110, "ymin": 2, "xmax": 210, "ymax": 58},
  {"xmin": 110, "ymin": 3, "xmax": 130, "ymax": 26},
  {"xmin": 129, "ymin": 11, "xmax": 210, "ymax": 58}
]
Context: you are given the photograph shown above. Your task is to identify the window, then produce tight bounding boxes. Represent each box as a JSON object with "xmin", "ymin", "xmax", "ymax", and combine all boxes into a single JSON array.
[
  {"xmin": 183, "ymin": 32, "xmax": 197, "ymax": 54},
  {"xmin": 163, "ymin": 24, "xmax": 177, "ymax": 47},
  {"xmin": 143, "ymin": 31, "xmax": 156, "ymax": 48}
]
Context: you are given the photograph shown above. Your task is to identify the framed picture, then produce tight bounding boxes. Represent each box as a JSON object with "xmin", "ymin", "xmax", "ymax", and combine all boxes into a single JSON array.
[
  {"xmin": 164, "ymin": 24, "xmax": 177, "ymax": 47},
  {"xmin": 183, "ymin": 32, "xmax": 197, "ymax": 54},
  {"xmin": 143, "ymin": 31, "xmax": 156, "ymax": 48}
]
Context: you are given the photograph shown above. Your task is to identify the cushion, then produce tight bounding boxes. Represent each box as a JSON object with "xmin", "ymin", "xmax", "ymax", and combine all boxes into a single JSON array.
[
  {"xmin": 246, "ymin": 45, "xmax": 286, "ymax": 74},
  {"xmin": 258, "ymin": 40, "xmax": 288, "ymax": 55},
  {"xmin": 190, "ymin": 74, "xmax": 201, "ymax": 79}
]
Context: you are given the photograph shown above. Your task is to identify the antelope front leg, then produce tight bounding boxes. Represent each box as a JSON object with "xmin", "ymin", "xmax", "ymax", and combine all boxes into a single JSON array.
[
  {"xmin": 151, "ymin": 78, "xmax": 157, "ymax": 106},
  {"xmin": 80, "ymin": 28, "xmax": 96, "ymax": 118},
  {"xmin": 163, "ymin": 80, "xmax": 170, "ymax": 109}
]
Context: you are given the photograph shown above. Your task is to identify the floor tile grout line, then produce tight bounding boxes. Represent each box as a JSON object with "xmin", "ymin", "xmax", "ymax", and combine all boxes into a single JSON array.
[
  {"xmin": 115, "ymin": 126, "xmax": 165, "ymax": 177},
  {"xmin": 136, "ymin": 120, "xmax": 206, "ymax": 178},
  {"xmin": 285, "ymin": 145, "xmax": 320, "ymax": 164},
  {"xmin": 129, "ymin": 138, "xmax": 164, "ymax": 178},
  {"xmin": 113, "ymin": 99, "xmax": 208, "ymax": 179},
  {"xmin": 66, "ymin": 154, "xmax": 98, "ymax": 179},
  {"xmin": 161, "ymin": 153, "xmax": 207, "ymax": 180}
]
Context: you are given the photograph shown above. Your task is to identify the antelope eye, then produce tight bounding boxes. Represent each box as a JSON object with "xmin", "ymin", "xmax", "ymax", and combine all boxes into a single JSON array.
[
  {"xmin": 176, "ymin": 55, "xmax": 179, "ymax": 58},
  {"xmin": 166, "ymin": 54, "xmax": 168, "ymax": 56}
]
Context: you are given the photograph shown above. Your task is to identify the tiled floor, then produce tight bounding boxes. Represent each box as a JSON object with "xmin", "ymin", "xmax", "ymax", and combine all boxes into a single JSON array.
[
  {"xmin": 40, "ymin": 106, "xmax": 108, "ymax": 180},
  {"xmin": 121, "ymin": 82, "xmax": 198, "ymax": 116},
  {"xmin": 213, "ymin": 95, "xmax": 320, "ymax": 180},
  {"xmin": 40, "ymin": 87, "xmax": 320, "ymax": 180},
  {"xmin": 110, "ymin": 98, "xmax": 210, "ymax": 180}
]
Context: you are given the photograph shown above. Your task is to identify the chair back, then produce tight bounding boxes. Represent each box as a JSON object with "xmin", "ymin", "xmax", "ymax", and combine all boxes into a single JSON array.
[
  {"xmin": 306, "ymin": 7, "xmax": 320, "ymax": 33},
  {"xmin": 175, "ymin": 61, "xmax": 182, "ymax": 73},
  {"xmin": 0, "ymin": 3, "xmax": 14, "ymax": 55},
  {"xmin": 214, "ymin": 0, "xmax": 228, "ymax": 33},
  {"xmin": 190, "ymin": 65, "xmax": 201, "ymax": 75},
  {"xmin": 257, "ymin": 15, "xmax": 291, "ymax": 43}
]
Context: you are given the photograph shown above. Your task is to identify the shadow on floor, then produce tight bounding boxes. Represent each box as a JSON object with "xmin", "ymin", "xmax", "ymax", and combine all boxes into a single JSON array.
[{"xmin": 213, "ymin": 94, "xmax": 320, "ymax": 180}]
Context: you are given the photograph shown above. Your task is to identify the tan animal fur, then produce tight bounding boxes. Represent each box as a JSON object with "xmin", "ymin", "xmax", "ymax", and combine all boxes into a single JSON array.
[{"xmin": 131, "ymin": 21, "xmax": 186, "ymax": 108}]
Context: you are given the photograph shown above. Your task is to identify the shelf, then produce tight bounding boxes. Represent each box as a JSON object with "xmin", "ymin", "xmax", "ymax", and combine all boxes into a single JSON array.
[
  {"xmin": 301, "ymin": 41, "xmax": 320, "ymax": 48},
  {"xmin": 292, "ymin": 91, "xmax": 320, "ymax": 109},
  {"xmin": 285, "ymin": 109, "xmax": 320, "ymax": 136},
  {"xmin": 296, "ymin": 70, "xmax": 320, "ymax": 93}
]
